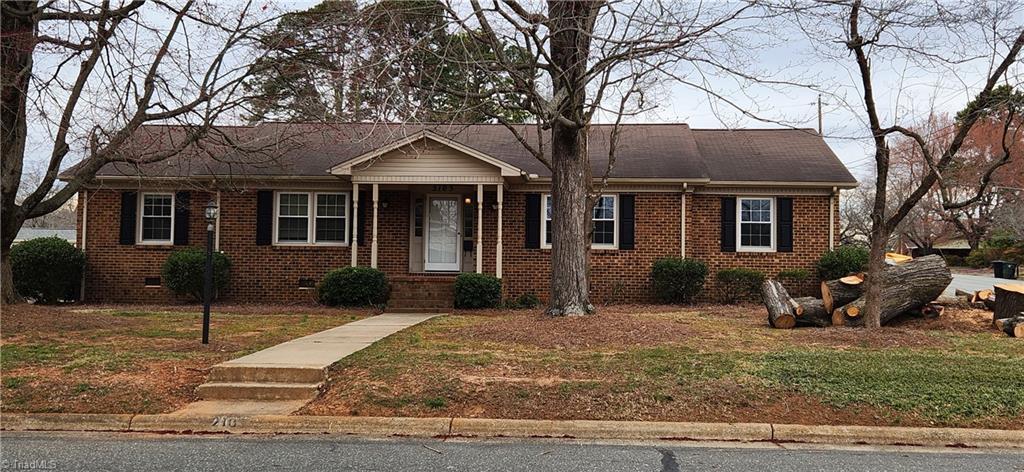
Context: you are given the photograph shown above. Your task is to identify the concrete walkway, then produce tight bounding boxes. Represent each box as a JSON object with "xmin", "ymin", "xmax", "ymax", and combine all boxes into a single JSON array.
[{"xmin": 176, "ymin": 313, "xmax": 440, "ymax": 416}]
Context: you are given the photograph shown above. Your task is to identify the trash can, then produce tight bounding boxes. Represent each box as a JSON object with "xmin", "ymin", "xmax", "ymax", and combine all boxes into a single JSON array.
[
  {"xmin": 999, "ymin": 261, "xmax": 1019, "ymax": 279},
  {"xmin": 993, "ymin": 260, "xmax": 1005, "ymax": 278}
]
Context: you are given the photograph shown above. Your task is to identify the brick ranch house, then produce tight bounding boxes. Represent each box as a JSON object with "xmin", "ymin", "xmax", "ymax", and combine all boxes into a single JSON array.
[{"xmin": 63, "ymin": 123, "xmax": 857, "ymax": 308}]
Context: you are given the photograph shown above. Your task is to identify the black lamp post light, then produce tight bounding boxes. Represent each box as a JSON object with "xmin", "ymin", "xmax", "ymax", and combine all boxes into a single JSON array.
[{"xmin": 202, "ymin": 199, "xmax": 219, "ymax": 344}]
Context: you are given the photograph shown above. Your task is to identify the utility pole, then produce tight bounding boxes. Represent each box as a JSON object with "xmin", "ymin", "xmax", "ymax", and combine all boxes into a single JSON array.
[{"xmin": 817, "ymin": 94, "xmax": 823, "ymax": 136}]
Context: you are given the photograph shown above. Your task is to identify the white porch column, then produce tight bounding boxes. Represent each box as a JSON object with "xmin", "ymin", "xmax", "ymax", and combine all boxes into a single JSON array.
[
  {"xmin": 371, "ymin": 184, "xmax": 379, "ymax": 269},
  {"xmin": 680, "ymin": 184, "xmax": 687, "ymax": 258},
  {"xmin": 496, "ymin": 184, "xmax": 503, "ymax": 279},
  {"xmin": 214, "ymin": 191, "xmax": 221, "ymax": 251},
  {"xmin": 351, "ymin": 183, "xmax": 359, "ymax": 267},
  {"xmin": 476, "ymin": 184, "xmax": 483, "ymax": 273}
]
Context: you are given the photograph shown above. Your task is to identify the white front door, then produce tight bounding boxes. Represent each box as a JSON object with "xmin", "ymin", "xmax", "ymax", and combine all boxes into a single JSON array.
[{"xmin": 424, "ymin": 196, "xmax": 461, "ymax": 271}]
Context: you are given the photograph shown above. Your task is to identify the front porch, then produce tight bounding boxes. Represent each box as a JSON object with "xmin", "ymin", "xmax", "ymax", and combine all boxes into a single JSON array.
[{"xmin": 333, "ymin": 132, "xmax": 518, "ymax": 281}]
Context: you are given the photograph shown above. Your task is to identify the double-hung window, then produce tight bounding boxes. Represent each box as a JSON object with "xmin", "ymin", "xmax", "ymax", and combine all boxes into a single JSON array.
[
  {"xmin": 139, "ymin": 193, "xmax": 174, "ymax": 244},
  {"xmin": 275, "ymin": 192, "xmax": 348, "ymax": 245},
  {"xmin": 542, "ymin": 194, "xmax": 618, "ymax": 249},
  {"xmin": 738, "ymin": 197, "xmax": 773, "ymax": 251}
]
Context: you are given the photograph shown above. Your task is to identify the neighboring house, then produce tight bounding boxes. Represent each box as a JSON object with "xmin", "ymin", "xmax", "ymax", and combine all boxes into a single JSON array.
[
  {"xmin": 14, "ymin": 228, "xmax": 77, "ymax": 245},
  {"xmin": 61, "ymin": 123, "xmax": 856, "ymax": 306},
  {"xmin": 907, "ymin": 238, "xmax": 972, "ymax": 259}
]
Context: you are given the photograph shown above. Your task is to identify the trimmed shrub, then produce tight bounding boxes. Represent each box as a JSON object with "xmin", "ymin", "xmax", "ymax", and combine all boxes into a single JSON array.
[
  {"xmin": 10, "ymin": 236, "xmax": 86, "ymax": 304},
  {"xmin": 651, "ymin": 257, "xmax": 708, "ymax": 304},
  {"xmin": 505, "ymin": 292, "xmax": 540, "ymax": 309},
  {"xmin": 778, "ymin": 268, "xmax": 810, "ymax": 280},
  {"xmin": 161, "ymin": 248, "xmax": 231, "ymax": 301},
  {"xmin": 317, "ymin": 267, "xmax": 388, "ymax": 307},
  {"xmin": 817, "ymin": 245, "xmax": 869, "ymax": 280},
  {"xmin": 715, "ymin": 268, "xmax": 765, "ymax": 304},
  {"xmin": 454, "ymin": 273, "xmax": 502, "ymax": 309}
]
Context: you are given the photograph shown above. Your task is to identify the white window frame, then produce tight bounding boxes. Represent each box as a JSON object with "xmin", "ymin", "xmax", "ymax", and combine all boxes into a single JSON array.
[
  {"xmin": 273, "ymin": 191, "xmax": 350, "ymax": 246},
  {"xmin": 541, "ymin": 193, "xmax": 618, "ymax": 250},
  {"xmin": 137, "ymin": 192, "xmax": 175, "ymax": 245},
  {"xmin": 736, "ymin": 196, "xmax": 775, "ymax": 252}
]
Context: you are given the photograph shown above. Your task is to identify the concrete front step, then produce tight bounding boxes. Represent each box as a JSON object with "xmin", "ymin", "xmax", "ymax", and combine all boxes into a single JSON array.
[
  {"xmin": 197, "ymin": 381, "xmax": 322, "ymax": 401},
  {"xmin": 388, "ymin": 300, "xmax": 453, "ymax": 310},
  {"xmin": 386, "ymin": 307, "xmax": 449, "ymax": 314},
  {"xmin": 208, "ymin": 365, "xmax": 326, "ymax": 384}
]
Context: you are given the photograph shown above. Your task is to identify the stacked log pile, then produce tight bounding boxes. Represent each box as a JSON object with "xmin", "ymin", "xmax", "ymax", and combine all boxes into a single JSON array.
[{"xmin": 761, "ymin": 255, "xmax": 952, "ymax": 329}]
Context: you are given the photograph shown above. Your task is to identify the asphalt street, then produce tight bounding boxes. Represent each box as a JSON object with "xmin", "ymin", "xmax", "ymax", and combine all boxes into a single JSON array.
[{"xmin": 2, "ymin": 432, "xmax": 1022, "ymax": 471}]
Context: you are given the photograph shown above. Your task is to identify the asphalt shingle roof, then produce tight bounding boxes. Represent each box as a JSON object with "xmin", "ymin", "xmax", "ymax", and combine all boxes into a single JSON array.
[{"xmin": 64, "ymin": 123, "xmax": 856, "ymax": 184}]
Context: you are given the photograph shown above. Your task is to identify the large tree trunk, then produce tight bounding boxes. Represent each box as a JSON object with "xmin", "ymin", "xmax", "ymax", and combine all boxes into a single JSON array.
[
  {"xmin": 544, "ymin": 1, "xmax": 599, "ymax": 316},
  {"xmin": 1, "ymin": 247, "xmax": 17, "ymax": 304},
  {"xmin": 836, "ymin": 255, "xmax": 952, "ymax": 327},
  {"xmin": 861, "ymin": 227, "xmax": 890, "ymax": 328},
  {"xmin": 1, "ymin": 1, "xmax": 35, "ymax": 305}
]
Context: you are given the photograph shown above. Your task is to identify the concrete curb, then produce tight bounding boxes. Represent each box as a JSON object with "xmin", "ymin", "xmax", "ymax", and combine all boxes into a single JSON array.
[{"xmin": 4, "ymin": 413, "xmax": 1023, "ymax": 448}]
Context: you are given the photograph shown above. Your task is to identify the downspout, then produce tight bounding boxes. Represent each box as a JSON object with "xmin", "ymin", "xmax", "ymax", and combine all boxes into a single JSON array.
[
  {"xmin": 79, "ymin": 191, "xmax": 88, "ymax": 300},
  {"xmin": 829, "ymin": 186, "xmax": 836, "ymax": 250}
]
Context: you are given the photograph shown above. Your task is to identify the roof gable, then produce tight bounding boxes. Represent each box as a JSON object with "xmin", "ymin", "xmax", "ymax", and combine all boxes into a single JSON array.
[{"xmin": 329, "ymin": 130, "xmax": 522, "ymax": 177}]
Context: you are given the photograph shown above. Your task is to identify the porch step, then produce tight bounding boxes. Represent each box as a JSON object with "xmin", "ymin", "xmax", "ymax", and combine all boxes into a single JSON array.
[
  {"xmin": 389, "ymin": 277, "xmax": 455, "ymax": 311},
  {"xmin": 386, "ymin": 307, "xmax": 450, "ymax": 314},
  {"xmin": 208, "ymin": 365, "xmax": 326, "ymax": 384},
  {"xmin": 197, "ymin": 381, "xmax": 322, "ymax": 401}
]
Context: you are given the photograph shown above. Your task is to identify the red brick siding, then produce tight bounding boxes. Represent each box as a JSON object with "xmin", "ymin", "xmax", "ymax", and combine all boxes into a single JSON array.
[
  {"xmin": 79, "ymin": 189, "xmax": 836, "ymax": 304},
  {"xmin": 687, "ymin": 194, "xmax": 833, "ymax": 299}
]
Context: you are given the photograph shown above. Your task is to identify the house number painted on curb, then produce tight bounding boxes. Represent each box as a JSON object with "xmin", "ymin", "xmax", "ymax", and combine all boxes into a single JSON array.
[{"xmin": 212, "ymin": 416, "xmax": 239, "ymax": 427}]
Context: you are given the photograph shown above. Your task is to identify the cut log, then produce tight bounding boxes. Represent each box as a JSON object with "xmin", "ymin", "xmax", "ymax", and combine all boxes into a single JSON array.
[
  {"xmin": 761, "ymin": 279, "xmax": 797, "ymax": 329},
  {"xmin": 791, "ymin": 297, "xmax": 831, "ymax": 327},
  {"xmin": 997, "ymin": 316, "xmax": 1024, "ymax": 337},
  {"xmin": 954, "ymin": 288, "xmax": 973, "ymax": 299},
  {"xmin": 993, "ymin": 285, "xmax": 1024, "ymax": 327},
  {"xmin": 839, "ymin": 274, "xmax": 864, "ymax": 285},
  {"xmin": 831, "ymin": 308, "xmax": 845, "ymax": 327},
  {"xmin": 837, "ymin": 255, "xmax": 953, "ymax": 327},
  {"xmin": 788, "ymin": 298, "xmax": 803, "ymax": 316},
  {"xmin": 821, "ymin": 279, "xmax": 865, "ymax": 314},
  {"xmin": 972, "ymin": 289, "xmax": 992, "ymax": 304}
]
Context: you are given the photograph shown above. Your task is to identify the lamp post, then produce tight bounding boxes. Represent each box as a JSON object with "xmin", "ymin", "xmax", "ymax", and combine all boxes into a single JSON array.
[{"xmin": 202, "ymin": 200, "xmax": 219, "ymax": 344}]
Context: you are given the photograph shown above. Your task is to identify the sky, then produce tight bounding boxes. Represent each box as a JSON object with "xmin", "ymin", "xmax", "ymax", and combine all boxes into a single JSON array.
[{"xmin": 22, "ymin": 1, "xmax": 1024, "ymax": 185}]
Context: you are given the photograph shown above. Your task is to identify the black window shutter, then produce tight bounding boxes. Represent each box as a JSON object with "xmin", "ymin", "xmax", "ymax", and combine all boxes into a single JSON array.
[
  {"xmin": 777, "ymin": 197, "xmax": 794, "ymax": 252},
  {"xmin": 255, "ymin": 190, "xmax": 273, "ymax": 246},
  {"xmin": 357, "ymin": 191, "xmax": 367, "ymax": 245},
  {"xmin": 618, "ymin": 194, "xmax": 635, "ymax": 250},
  {"xmin": 119, "ymin": 191, "xmax": 137, "ymax": 245},
  {"xmin": 173, "ymin": 191, "xmax": 190, "ymax": 245},
  {"xmin": 524, "ymin": 194, "xmax": 541, "ymax": 249},
  {"xmin": 720, "ymin": 196, "xmax": 737, "ymax": 252}
]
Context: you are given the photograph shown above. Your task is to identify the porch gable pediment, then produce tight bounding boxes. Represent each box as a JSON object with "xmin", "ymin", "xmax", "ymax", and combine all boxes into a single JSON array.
[{"xmin": 329, "ymin": 130, "xmax": 522, "ymax": 181}]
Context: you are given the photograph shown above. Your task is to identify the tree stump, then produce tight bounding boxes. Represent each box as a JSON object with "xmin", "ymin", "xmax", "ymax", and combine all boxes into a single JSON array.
[
  {"xmin": 791, "ymin": 296, "xmax": 831, "ymax": 327},
  {"xmin": 993, "ymin": 285, "xmax": 1024, "ymax": 327},
  {"xmin": 835, "ymin": 255, "xmax": 952, "ymax": 327},
  {"xmin": 761, "ymin": 279, "xmax": 797, "ymax": 329}
]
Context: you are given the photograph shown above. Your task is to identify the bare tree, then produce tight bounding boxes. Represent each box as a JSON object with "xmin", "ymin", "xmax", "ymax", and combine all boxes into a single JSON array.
[
  {"xmin": 781, "ymin": 0, "xmax": 1024, "ymax": 328},
  {"xmin": 392, "ymin": 0, "xmax": 774, "ymax": 315},
  {"xmin": 1, "ymin": 0, "xmax": 278, "ymax": 303}
]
